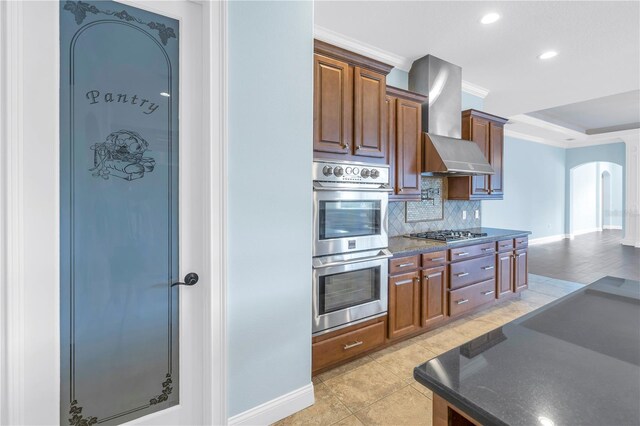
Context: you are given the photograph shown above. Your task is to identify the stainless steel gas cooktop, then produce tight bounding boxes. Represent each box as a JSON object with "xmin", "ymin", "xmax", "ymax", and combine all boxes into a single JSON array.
[{"xmin": 406, "ymin": 230, "xmax": 488, "ymax": 242}]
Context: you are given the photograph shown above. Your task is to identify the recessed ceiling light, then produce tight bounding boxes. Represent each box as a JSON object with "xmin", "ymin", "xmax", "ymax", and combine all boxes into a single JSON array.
[
  {"xmin": 538, "ymin": 51, "xmax": 558, "ymax": 60},
  {"xmin": 481, "ymin": 13, "xmax": 500, "ymax": 24}
]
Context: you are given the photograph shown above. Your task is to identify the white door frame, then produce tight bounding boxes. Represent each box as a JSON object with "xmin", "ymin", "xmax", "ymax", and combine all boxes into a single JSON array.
[{"xmin": 0, "ymin": 1, "xmax": 228, "ymax": 424}]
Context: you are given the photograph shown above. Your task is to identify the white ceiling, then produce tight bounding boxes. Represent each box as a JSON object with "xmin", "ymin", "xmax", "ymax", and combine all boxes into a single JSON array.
[
  {"xmin": 527, "ymin": 90, "xmax": 640, "ymax": 134},
  {"xmin": 314, "ymin": 1, "xmax": 640, "ymax": 122}
]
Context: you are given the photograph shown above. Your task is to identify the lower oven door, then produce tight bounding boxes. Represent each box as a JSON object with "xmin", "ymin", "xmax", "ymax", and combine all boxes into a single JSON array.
[{"xmin": 312, "ymin": 249, "xmax": 391, "ymax": 334}]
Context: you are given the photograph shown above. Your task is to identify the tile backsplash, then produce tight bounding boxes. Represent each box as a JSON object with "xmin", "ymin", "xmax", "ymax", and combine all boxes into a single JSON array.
[{"xmin": 388, "ymin": 176, "xmax": 481, "ymax": 236}]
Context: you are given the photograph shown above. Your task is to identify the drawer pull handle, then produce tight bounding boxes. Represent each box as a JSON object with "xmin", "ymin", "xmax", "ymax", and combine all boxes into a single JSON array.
[
  {"xmin": 456, "ymin": 299, "xmax": 469, "ymax": 305},
  {"xmin": 344, "ymin": 341, "xmax": 363, "ymax": 350},
  {"xmin": 397, "ymin": 262, "xmax": 415, "ymax": 268},
  {"xmin": 482, "ymin": 248, "xmax": 493, "ymax": 252},
  {"xmin": 482, "ymin": 266, "xmax": 494, "ymax": 271},
  {"xmin": 395, "ymin": 278, "xmax": 415, "ymax": 286},
  {"xmin": 482, "ymin": 290, "xmax": 495, "ymax": 296},
  {"xmin": 456, "ymin": 252, "xmax": 469, "ymax": 257},
  {"xmin": 429, "ymin": 257, "xmax": 445, "ymax": 262},
  {"xmin": 456, "ymin": 272, "xmax": 469, "ymax": 277},
  {"xmin": 500, "ymin": 245, "xmax": 510, "ymax": 248}
]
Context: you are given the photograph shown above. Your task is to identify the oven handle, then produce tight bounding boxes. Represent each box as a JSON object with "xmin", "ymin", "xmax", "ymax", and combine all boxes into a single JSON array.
[
  {"xmin": 312, "ymin": 249, "xmax": 393, "ymax": 269},
  {"xmin": 313, "ymin": 182, "xmax": 393, "ymax": 192}
]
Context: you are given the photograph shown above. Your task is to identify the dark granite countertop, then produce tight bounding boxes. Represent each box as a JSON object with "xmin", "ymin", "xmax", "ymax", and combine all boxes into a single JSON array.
[
  {"xmin": 414, "ymin": 276, "xmax": 640, "ymax": 426},
  {"xmin": 389, "ymin": 227, "xmax": 531, "ymax": 257}
]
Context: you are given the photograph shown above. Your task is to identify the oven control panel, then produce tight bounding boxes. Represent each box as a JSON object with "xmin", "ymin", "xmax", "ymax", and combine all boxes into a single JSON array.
[{"xmin": 312, "ymin": 160, "xmax": 390, "ymax": 185}]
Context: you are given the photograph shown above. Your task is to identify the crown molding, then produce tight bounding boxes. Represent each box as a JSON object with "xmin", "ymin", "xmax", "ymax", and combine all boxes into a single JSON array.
[
  {"xmin": 461, "ymin": 80, "xmax": 490, "ymax": 99},
  {"xmin": 504, "ymin": 129, "xmax": 569, "ymax": 148},
  {"xmin": 313, "ymin": 25, "xmax": 489, "ymax": 98}
]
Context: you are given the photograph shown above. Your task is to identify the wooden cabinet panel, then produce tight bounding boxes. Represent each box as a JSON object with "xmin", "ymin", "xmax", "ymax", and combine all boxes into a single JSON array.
[
  {"xmin": 395, "ymin": 98, "xmax": 422, "ymax": 196},
  {"xmin": 448, "ymin": 279, "xmax": 495, "ymax": 317},
  {"xmin": 514, "ymin": 236, "xmax": 528, "ymax": 250},
  {"xmin": 354, "ymin": 67, "xmax": 386, "ymax": 158},
  {"xmin": 388, "ymin": 271, "xmax": 421, "ymax": 339},
  {"xmin": 312, "ymin": 319, "xmax": 385, "ymax": 373},
  {"xmin": 489, "ymin": 122, "xmax": 504, "ymax": 196},
  {"xmin": 514, "ymin": 249, "xmax": 528, "ymax": 292},
  {"xmin": 386, "ymin": 95, "xmax": 397, "ymax": 190},
  {"xmin": 390, "ymin": 255, "xmax": 420, "ymax": 274},
  {"xmin": 449, "ymin": 256, "xmax": 496, "ymax": 290},
  {"xmin": 313, "ymin": 54, "xmax": 352, "ymax": 154},
  {"xmin": 449, "ymin": 242, "xmax": 495, "ymax": 262},
  {"xmin": 496, "ymin": 252, "xmax": 513, "ymax": 298},
  {"xmin": 421, "ymin": 250, "xmax": 447, "ymax": 269},
  {"xmin": 469, "ymin": 117, "xmax": 491, "ymax": 196},
  {"xmin": 422, "ymin": 266, "xmax": 446, "ymax": 327},
  {"xmin": 496, "ymin": 239, "xmax": 513, "ymax": 253}
]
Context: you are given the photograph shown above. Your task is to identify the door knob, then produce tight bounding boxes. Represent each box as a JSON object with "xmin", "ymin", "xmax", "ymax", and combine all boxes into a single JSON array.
[{"xmin": 172, "ymin": 272, "xmax": 199, "ymax": 287}]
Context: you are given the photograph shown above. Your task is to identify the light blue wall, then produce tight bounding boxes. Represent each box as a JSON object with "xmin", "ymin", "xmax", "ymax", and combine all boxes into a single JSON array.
[
  {"xmin": 481, "ymin": 137, "xmax": 567, "ymax": 239},
  {"xmin": 386, "ymin": 68, "xmax": 408, "ymax": 89},
  {"xmin": 461, "ymin": 91, "xmax": 484, "ymax": 111},
  {"xmin": 565, "ymin": 142, "xmax": 626, "ymax": 233},
  {"xmin": 228, "ymin": 1, "xmax": 313, "ymax": 417}
]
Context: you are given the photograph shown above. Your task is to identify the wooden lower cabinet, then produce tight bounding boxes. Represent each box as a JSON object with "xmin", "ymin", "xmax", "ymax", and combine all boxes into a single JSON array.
[
  {"xmin": 388, "ymin": 271, "xmax": 421, "ymax": 339},
  {"xmin": 312, "ymin": 317, "xmax": 386, "ymax": 374},
  {"xmin": 422, "ymin": 266, "xmax": 447, "ymax": 327},
  {"xmin": 496, "ymin": 251, "xmax": 513, "ymax": 298},
  {"xmin": 514, "ymin": 249, "xmax": 528, "ymax": 291}
]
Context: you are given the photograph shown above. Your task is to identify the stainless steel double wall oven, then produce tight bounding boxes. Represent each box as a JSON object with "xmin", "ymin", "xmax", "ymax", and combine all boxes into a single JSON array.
[{"xmin": 312, "ymin": 160, "xmax": 391, "ymax": 335}]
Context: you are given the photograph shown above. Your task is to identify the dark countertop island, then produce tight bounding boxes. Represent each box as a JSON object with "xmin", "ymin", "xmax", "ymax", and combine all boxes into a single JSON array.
[
  {"xmin": 389, "ymin": 227, "xmax": 531, "ymax": 257},
  {"xmin": 414, "ymin": 276, "xmax": 640, "ymax": 426}
]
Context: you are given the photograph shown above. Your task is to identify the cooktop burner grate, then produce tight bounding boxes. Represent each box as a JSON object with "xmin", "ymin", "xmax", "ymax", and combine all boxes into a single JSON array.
[{"xmin": 407, "ymin": 230, "xmax": 488, "ymax": 242}]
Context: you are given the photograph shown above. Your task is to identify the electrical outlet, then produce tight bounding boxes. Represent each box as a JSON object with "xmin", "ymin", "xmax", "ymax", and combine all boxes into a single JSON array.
[
  {"xmin": 462, "ymin": 210, "xmax": 467, "ymax": 220},
  {"xmin": 475, "ymin": 210, "xmax": 480, "ymax": 219}
]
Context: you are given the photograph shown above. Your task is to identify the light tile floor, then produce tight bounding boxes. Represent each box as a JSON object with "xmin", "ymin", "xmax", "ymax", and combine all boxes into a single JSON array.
[{"xmin": 274, "ymin": 274, "xmax": 583, "ymax": 426}]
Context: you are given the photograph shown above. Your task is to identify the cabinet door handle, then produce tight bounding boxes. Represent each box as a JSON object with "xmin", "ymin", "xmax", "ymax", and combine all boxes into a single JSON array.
[
  {"xmin": 343, "ymin": 341, "xmax": 363, "ymax": 350},
  {"xmin": 397, "ymin": 262, "xmax": 415, "ymax": 268},
  {"xmin": 429, "ymin": 257, "xmax": 445, "ymax": 262},
  {"xmin": 456, "ymin": 252, "xmax": 469, "ymax": 257},
  {"xmin": 482, "ymin": 248, "xmax": 493, "ymax": 252},
  {"xmin": 340, "ymin": 143, "xmax": 348, "ymax": 150},
  {"xmin": 482, "ymin": 290, "xmax": 495, "ymax": 296},
  {"xmin": 517, "ymin": 253, "xmax": 526, "ymax": 258},
  {"xmin": 482, "ymin": 266, "xmax": 494, "ymax": 271},
  {"xmin": 456, "ymin": 299, "xmax": 469, "ymax": 305},
  {"xmin": 395, "ymin": 279, "xmax": 414, "ymax": 286},
  {"xmin": 355, "ymin": 145, "xmax": 362, "ymax": 150},
  {"xmin": 455, "ymin": 272, "xmax": 469, "ymax": 277}
]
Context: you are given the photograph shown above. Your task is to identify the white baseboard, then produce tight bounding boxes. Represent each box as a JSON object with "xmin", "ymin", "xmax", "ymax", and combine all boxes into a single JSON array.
[
  {"xmin": 228, "ymin": 383, "xmax": 315, "ymax": 426},
  {"xmin": 529, "ymin": 234, "xmax": 570, "ymax": 245},
  {"xmin": 620, "ymin": 238, "xmax": 640, "ymax": 248},
  {"xmin": 603, "ymin": 225, "xmax": 623, "ymax": 230},
  {"xmin": 569, "ymin": 227, "xmax": 602, "ymax": 238}
]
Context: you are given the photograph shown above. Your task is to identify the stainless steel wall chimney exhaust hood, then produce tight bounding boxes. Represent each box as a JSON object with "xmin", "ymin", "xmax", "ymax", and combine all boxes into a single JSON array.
[{"xmin": 409, "ymin": 55, "xmax": 494, "ymax": 176}]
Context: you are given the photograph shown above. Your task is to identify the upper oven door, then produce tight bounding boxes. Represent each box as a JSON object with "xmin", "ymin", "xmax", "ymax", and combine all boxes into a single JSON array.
[{"xmin": 313, "ymin": 189, "xmax": 388, "ymax": 257}]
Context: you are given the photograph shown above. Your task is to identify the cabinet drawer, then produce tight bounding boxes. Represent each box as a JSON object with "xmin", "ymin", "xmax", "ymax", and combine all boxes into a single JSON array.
[
  {"xmin": 514, "ymin": 237, "xmax": 528, "ymax": 249},
  {"xmin": 449, "ymin": 279, "xmax": 495, "ymax": 317},
  {"xmin": 496, "ymin": 239, "xmax": 513, "ymax": 253},
  {"xmin": 390, "ymin": 255, "xmax": 420, "ymax": 274},
  {"xmin": 312, "ymin": 321, "xmax": 385, "ymax": 372},
  {"xmin": 449, "ymin": 256, "xmax": 496, "ymax": 290},
  {"xmin": 421, "ymin": 250, "xmax": 447, "ymax": 268},
  {"xmin": 450, "ymin": 242, "xmax": 495, "ymax": 261}
]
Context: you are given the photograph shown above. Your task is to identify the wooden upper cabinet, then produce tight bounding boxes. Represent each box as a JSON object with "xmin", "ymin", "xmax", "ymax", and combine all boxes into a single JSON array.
[
  {"xmin": 448, "ymin": 109, "xmax": 508, "ymax": 200},
  {"xmin": 386, "ymin": 86, "xmax": 427, "ymax": 201},
  {"xmin": 396, "ymin": 98, "xmax": 422, "ymax": 196},
  {"xmin": 489, "ymin": 122, "xmax": 504, "ymax": 196},
  {"xmin": 468, "ymin": 117, "xmax": 491, "ymax": 196},
  {"xmin": 386, "ymin": 95, "xmax": 397, "ymax": 191},
  {"xmin": 354, "ymin": 67, "xmax": 386, "ymax": 158},
  {"xmin": 313, "ymin": 55, "xmax": 352, "ymax": 155},
  {"xmin": 312, "ymin": 41, "xmax": 393, "ymax": 164}
]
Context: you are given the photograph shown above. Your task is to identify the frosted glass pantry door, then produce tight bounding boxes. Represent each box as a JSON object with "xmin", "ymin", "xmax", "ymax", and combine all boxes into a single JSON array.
[{"xmin": 59, "ymin": 1, "xmax": 205, "ymax": 424}]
